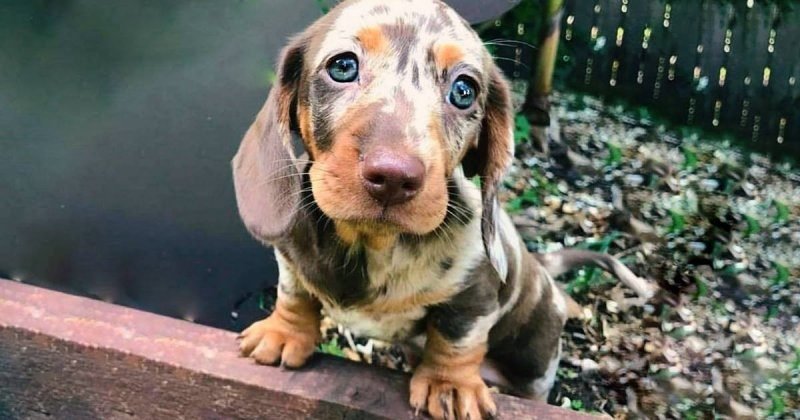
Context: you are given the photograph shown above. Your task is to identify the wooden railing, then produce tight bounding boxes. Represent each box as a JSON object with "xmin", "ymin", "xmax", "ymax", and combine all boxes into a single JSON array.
[{"xmin": 0, "ymin": 279, "xmax": 591, "ymax": 419}]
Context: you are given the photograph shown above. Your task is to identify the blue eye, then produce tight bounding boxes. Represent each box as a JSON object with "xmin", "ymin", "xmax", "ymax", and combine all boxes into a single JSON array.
[
  {"xmin": 327, "ymin": 53, "xmax": 359, "ymax": 83},
  {"xmin": 448, "ymin": 77, "xmax": 477, "ymax": 110}
]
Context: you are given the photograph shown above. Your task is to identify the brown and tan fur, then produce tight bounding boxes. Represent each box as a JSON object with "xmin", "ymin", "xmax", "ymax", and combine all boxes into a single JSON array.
[{"xmin": 232, "ymin": 1, "xmax": 656, "ymax": 418}]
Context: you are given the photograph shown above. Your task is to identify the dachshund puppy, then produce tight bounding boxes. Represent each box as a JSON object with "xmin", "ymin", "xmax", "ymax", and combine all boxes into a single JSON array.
[{"xmin": 233, "ymin": 1, "xmax": 655, "ymax": 418}]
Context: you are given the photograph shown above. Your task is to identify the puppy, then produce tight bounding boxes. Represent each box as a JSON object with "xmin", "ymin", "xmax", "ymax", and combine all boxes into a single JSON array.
[{"xmin": 233, "ymin": 1, "xmax": 655, "ymax": 418}]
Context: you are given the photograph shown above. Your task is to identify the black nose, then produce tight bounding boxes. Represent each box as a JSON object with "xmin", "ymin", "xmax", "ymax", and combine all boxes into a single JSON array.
[{"xmin": 361, "ymin": 149, "xmax": 425, "ymax": 206}]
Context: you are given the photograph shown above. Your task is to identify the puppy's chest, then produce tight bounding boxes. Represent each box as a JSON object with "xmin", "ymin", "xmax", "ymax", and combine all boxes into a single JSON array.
[{"xmin": 312, "ymin": 242, "xmax": 477, "ymax": 342}]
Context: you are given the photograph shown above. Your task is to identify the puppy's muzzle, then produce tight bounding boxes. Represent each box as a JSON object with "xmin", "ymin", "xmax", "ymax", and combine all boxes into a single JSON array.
[{"xmin": 361, "ymin": 147, "xmax": 426, "ymax": 206}]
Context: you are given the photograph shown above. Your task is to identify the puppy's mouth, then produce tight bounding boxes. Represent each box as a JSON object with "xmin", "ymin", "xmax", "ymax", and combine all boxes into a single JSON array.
[
  {"xmin": 311, "ymin": 173, "xmax": 447, "ymax": 244},
  {"xmin": 335, "ymin": 206, "xmax": 416, "ymax": 234}
]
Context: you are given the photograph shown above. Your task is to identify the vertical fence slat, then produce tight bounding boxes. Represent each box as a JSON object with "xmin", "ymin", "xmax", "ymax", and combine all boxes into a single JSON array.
[{"xmin": 548, "ymin": 0, "xmax": 798, "ymax": 157}]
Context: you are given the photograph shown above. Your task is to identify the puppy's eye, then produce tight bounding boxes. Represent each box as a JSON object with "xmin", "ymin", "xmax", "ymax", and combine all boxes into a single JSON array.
[
  {"xmin": 448, "ymin": 77, "xmax": 477, "ymax": 110},
  {"xmin": 327, "ymin": 53, "xmax": 359, "ymax": 83}
]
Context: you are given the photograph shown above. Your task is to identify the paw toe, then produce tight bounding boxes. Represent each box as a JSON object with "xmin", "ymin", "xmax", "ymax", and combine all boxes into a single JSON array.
[
  {"xmin": 430, "ymin": 384, "xmax": 455, "ymax": 420},
  {"xmin": 251, "ymin": 334, "xmax": 284, "ymax": 365},
  {"xmin": 409, "ymin": 376, "xmax": 430, "ymax": 414},
  {"xmin": 477, "ymin": 385, "xmax": 496, "ymax": 418},
  {"xmin": 238, "ymin": 331, "xmax": 261, "ymax": 356},
  {"xmin": 281, "ymin": 339, "xmax": 316, "ymax": 368},
  {"xmin": 409, "ymin": 375, "xmax": 496, "ymax": 420},
  {"xmin": 455, "ymin": 389, "xmax": 481, "ymax": 420}
]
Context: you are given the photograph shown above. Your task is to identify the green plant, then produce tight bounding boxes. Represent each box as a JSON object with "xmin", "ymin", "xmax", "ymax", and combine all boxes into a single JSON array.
[
  {"xmin": 514, "ymin": 114, "xmax": 532, "ymax": 144},
  {"xmin": 315, "ymin": 0, "xmax": 330, "ymax": 14},
  {"xmin": 771, "ymin": 262, "xmax": 790, "ymax": 286},
  {"xmin": 773, "ymin": 200, "xmax": 790, "ymax": 224},
  {"xmin": 506, "ymin": 189, "xmax": 541, "ymax": 213},
  {"xmin": 768, "ymin": 390, "xmax": 786, "ymax": 417},
  {"xmin": 681, "ymin": 146, "xmax": 698, "ymax": 171},
  {"xmin": 693, "ymin": 275, "xmax": 709, "ymax": 300},
  {"xmin": 606, "ymin": 143, "xmax": 623, "ymax": 166},
  {"xmin": 318, "ymin": 340, "xmax": 345, "ymax": 357},
  {"xmin": 570, "ymin": 399, "xmax": 584, "ymax": 411},
  {"xmin": 668, "ymin": 210, "xmax": 686, "ymax": 234},
  {"xmin": 743, "ymin": 214, "xmax": 761, "ymax": 237}
]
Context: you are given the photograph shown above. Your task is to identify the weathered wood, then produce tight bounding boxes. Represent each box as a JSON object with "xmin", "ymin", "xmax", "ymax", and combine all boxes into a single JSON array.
[
  {"xmin": 523, "ymin": 0, "xmax": 565, "ymax": 154},
  {"xmin": 0, "ymin": 279, "xmax": 591, "ymax": 419}
]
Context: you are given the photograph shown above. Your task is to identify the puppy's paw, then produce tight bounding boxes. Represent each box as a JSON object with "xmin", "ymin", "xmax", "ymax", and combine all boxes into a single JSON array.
[
  {"xmin": 238, "ymin": 302, "xmax": 320, "ymax": 368},
  {"xmin": 409, "ymin": 364, "xmax": 496, "ymax": 420}
]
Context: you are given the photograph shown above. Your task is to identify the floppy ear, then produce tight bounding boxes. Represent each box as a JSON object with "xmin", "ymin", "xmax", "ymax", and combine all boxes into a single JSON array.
[
  {"xmin": 232, "ymin": 37, "xmax": 308, "ymax": 243},
  {"xmin": 462, "ymin": 64, "xmax": 514, "ymax": 279}
]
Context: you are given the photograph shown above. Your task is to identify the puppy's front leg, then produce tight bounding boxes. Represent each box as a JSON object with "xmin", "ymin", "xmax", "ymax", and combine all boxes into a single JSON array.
[
  {"xmin": 410, "ymin": 329, "xmax": 496, "ymax": 420},
  {"xmin": 410, "ymin": 285, "xmax": 499, "ymax": 420},
  {"xmin": 239, "ymin": 251, "xmax": 321, "ymax": 368}
]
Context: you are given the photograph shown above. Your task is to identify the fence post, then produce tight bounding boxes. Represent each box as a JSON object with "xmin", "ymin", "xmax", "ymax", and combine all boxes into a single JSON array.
[{"xmin": 523, "ymin": 0, "xmax": 564, "ymax": 154}]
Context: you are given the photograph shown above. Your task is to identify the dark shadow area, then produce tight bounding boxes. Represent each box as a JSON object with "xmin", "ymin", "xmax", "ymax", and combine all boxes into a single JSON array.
[{"xmin": 0, "ymin": 0, "xmax": 323, "ymax": 330}]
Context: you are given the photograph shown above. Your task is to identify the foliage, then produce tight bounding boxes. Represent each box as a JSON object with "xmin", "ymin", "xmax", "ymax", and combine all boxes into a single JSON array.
[
  {"xmin": 318, "ymin": 340, "xmax": 345, "ymax": 357},
  {"xmin": 605, "ymin": 143, "xmax": 623, "ymax": 167},
  {"xmin": 499, "ymin": 90, "xmax": 800, "ymax": 416},
  {"xmin": 506, "ymin": 188, "xmax": 541, "ymax": 212},
  {"xmin": 514, "ymin": 114, "xmax": 532, "ymax": 144},
  {"xmin": 315, "ymin": 0, "xmax": 330, "ymax": 14},
  {"xmin": 681, "ymin": 146, "xmax": 698, "ymax": 171}
]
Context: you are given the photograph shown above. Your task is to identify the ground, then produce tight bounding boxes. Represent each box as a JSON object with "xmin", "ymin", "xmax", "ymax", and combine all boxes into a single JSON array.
[{"xmin": 300, "ymin": 91, "xmax": 800, "ymax": 419}]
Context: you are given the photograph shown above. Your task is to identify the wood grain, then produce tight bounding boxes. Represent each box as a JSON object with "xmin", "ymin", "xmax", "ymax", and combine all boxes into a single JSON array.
[{"xmin": 0, "ymin": 278, "xmax": 591, "ymax": 419}]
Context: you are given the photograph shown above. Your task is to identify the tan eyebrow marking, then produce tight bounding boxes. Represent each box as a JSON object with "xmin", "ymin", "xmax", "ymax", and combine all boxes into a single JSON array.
[
  {"xmin": 297, "ymin": 104, "xmax": 319, "ymax": 158},
  {"xmin": 434, "ymin": 42, "xmax": 464, "ymax": 70},
  {"xmin": 357, "ymin": 26, "xmax": 387, "ymax": 54}
]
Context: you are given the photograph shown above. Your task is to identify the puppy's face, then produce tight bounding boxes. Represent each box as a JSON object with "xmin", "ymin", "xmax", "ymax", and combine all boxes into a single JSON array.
[{"xmin": 295, "ymin": 0, "xmax": 495, "ymax": 242}]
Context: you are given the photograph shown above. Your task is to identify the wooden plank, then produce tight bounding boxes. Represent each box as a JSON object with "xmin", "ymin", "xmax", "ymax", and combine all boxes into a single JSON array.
[{"xmin": 0, "ymin": 279, "xmax": 590, "ymax": 419}]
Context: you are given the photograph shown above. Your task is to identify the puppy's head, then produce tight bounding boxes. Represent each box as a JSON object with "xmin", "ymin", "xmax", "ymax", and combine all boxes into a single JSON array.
[{"xmin": 233, "ymin": 0, "xmax": 513, "ymax": 265}]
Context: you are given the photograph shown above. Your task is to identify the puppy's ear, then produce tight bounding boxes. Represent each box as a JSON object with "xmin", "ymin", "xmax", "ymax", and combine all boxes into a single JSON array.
[
  {"xmin": 232, "ymin": 37, "xmax": 308, "ymax": 243},
  {"xmin": 462, "ymin": 64, "xmax": 514, "ymax": 279}
]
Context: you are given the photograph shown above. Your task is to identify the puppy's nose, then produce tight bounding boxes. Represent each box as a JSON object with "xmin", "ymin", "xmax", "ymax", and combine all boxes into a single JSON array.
[{"xmin": 361, "ymin": 150, "xmax": 425, "ymax": 206}]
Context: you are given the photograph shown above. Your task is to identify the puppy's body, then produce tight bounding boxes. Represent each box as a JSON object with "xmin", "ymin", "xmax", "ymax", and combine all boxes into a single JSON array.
[
  {"xmin": 265, "ymin": 167, "xmax": 565, "ymax": 407},
  {"xmin": 233, "ymin": 1, "xmax": 652, "ymax": 418}
]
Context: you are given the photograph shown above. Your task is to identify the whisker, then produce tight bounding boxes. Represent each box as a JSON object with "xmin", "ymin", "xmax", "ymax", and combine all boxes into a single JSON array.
[
  {"xmin": 490, "ymin": 55, "xmax": 531, "ymax": 71},
  {"xmin": 483, "ymin": 38, "xmax": 538, "ymax": 50}
]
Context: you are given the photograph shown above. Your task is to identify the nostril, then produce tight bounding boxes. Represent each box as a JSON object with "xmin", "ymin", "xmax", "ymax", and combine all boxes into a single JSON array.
[
  {"xmin": 401, "ymin": 180, "xmax": 420, "ymax": 191},
  {"xmin": 365, "ymin": 173, "xmax": 386, "ymax": 185}
]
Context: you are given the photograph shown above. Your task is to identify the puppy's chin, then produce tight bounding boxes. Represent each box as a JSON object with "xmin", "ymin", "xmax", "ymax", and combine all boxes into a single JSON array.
[
  {"xmin": 319, "ymin": 204, "xmax": 448, "ymax": 250},
  {"xmin": 332, "ymin": 219, "xmax": 400, "ymax": 250}
]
